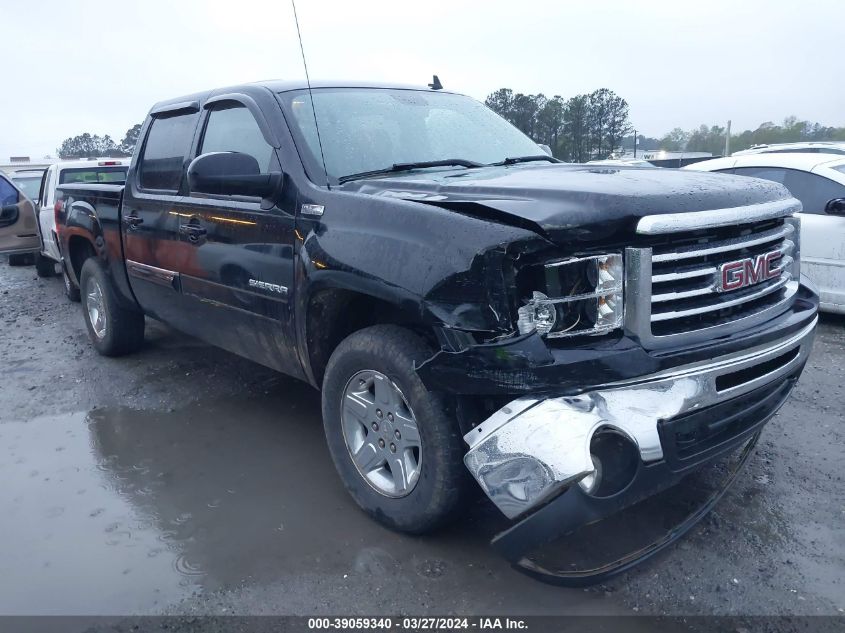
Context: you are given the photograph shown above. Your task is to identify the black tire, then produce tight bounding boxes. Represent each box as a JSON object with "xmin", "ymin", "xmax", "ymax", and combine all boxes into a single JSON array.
[
  {"xmin": 62, "ymin": 263, "xmax": 81, "ymax": 302},
  {"xmin": 80, "ymin": 258, "xmax": 145, "ymax": 356},
  {"xmin": 322, "ymin": 325, "xmax": 472, "ymax": 534},
  {"xmin": 35, "ymin": 254, "xmax": 55, "ymax": 278},
  {"xmin": 8, "ymin": 253, "xmax": 31, "ymax": 266}
]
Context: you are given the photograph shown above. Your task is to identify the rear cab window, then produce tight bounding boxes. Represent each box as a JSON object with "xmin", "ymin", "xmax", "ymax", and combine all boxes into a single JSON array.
[
  {"xmin": 59, "ymin": 167, "xmax": 128, "ymax": 185},
  {"xmin": 139, "ymin": 112, "xmax": 199, "ymax": 191}
]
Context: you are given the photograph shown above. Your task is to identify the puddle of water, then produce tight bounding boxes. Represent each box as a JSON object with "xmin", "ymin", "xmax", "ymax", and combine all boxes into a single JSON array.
[
  {"xmin": 0, "ymin": 411, "xmax": 188, "ymax": 615},
  {"xmin": 0, "ymin": 389, "xmax": 549, "ymax": 615}
]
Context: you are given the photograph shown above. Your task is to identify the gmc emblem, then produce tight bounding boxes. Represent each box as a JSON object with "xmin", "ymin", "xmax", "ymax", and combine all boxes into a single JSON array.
[{"xmin": 718, "ymin": 250, "xmax": 782, "ymax": 292}]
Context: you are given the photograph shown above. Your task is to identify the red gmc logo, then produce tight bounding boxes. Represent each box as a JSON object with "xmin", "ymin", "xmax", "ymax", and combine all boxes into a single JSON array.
[{"xmin": 718, "ymin": 250, "xmax": 782, "ymax": 292}]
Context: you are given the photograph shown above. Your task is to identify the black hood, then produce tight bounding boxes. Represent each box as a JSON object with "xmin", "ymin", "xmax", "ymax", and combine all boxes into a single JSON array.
[{"xmin": 339, "ymin": 163, "xmax": 794, "ymax": 245}]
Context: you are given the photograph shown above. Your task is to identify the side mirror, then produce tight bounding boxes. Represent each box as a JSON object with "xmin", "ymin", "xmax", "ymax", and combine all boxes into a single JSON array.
[
  {"xmin": 824, "ymin": 198, "xmax": 845, "ymax": 215},
  {"xmin": 187, "ymin": 152, "xmax": 281, "ymax": 198},
  {"xmin": 0, "ymin": 204, "xmax": 19, "ymax": 228},
  {"xmin": 538, "ymin": 144, "xmax": 553, "ymax": 157}
]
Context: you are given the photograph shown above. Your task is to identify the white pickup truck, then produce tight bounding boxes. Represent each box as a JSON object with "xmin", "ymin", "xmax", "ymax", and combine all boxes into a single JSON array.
[{"xmin": 34, "ymin": 159, "xmax": 129, "ymax": 280}]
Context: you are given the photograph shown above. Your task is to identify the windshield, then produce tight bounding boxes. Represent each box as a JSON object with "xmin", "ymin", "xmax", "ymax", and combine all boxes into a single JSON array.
[
  {"xmin": 10, "ymin": 174, "xmax": 42, "ymax": 200},
  {"xmin": 281, "ymin": 88, "xmax": 542, "ymax": 183}
]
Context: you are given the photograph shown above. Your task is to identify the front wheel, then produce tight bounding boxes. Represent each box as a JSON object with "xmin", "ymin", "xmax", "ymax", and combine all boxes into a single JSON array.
[
  {"xmin": 321, "ymin": 325, "xmax": 472, "ymax": 534},
  {"xmin": 80, "ymin": 258, "xmax": 145, "ymax": 356}
]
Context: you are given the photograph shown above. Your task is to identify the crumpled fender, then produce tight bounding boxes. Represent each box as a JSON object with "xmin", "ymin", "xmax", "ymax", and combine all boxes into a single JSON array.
[{"xmin": 298, "ymin": 190, "xmax": 554, "ymax": 334}]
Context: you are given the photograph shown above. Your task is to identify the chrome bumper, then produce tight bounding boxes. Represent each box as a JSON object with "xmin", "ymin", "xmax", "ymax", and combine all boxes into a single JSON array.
[{"xmin": 464, "ymin": 317, "xmax": 817, "ymax": 520}]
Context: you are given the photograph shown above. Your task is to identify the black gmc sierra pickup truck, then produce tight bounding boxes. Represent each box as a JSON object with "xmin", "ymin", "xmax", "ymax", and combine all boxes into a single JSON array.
[{"xmin": 56, "ymin": 80, "xmax": 818, "ymax": 584}]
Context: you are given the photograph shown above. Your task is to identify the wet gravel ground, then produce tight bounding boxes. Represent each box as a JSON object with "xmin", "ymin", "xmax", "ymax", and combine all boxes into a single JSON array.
[{"xmin": 0, "ymin": 260, "xmax": 842, "ymax": 624}]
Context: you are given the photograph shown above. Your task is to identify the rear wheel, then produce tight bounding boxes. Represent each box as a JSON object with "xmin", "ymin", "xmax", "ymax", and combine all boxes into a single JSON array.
[
  {"xmin": 80, "ymin": 258, "xmax": 145, "ymax": 356},
  {"xmin": 321, "ymin": 325, "xmax": 472, "ymax": 534},
  {"xmin": 35, "ymin": 254, "xmax": 56, "ymax": 278}
]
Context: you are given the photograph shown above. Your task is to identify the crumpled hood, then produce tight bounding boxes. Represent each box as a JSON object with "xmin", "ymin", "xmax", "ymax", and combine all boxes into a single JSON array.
[{"xmin": 339, "ymin": 163, "xmax": 794, "ymax": 245}]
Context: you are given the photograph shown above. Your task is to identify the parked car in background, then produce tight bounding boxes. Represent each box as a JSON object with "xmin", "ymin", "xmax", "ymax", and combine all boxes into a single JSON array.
[
  {"xmin": 733, "ymin": 141, "xmax": 845, "ymax": 156},
  {"xmin": 9, "ymin": 168, "xmax": 46, "ymax": 203},
  {"xmin": 35, "ymin": 159, "xmax": 129, "ymax": 283},
  {"xmin": 587, "ymin": 158, "xmax": 654, "ymax": 168},
  {"xmin": 686, "ymin": 153, "xmax": 845, "ymax": 314},
  {"xmin": 0, "ymin": 171, "xmax": 41, "ymax": 265}
]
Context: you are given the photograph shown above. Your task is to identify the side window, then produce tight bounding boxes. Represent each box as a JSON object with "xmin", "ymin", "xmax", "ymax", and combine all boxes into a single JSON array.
[
  {"xmin": 0, "ymin": 175, "xmax": 19, "ymax": 205},
  {"xmin": 139, "ymin": 112, "xmax": 199, "ymax": 191},
  {"xmin": 733, "ymin": 167, "xmax": 845, "ymax": 214},
  {"xmin": 200, "ymin": 104, "xmax": 274, "ymax": 173},
  {"xmin": 782, "ymin": 170, "xmax": 845, "ymax": 214},
  {"xmin": 732, "ymin": 166, "xmax": 788, "ymax": 184}
]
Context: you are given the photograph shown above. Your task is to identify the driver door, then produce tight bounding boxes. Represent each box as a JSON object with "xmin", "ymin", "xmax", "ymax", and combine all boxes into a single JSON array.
[{"xmin": 0, "ymin": 173, "xmax": 41, "ymax": 257}]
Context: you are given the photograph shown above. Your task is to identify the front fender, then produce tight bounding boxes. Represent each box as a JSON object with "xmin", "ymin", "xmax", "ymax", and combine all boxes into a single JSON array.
[{"xmin": 296, "ymin": 191, "xmax": 551, "ymax": 334}]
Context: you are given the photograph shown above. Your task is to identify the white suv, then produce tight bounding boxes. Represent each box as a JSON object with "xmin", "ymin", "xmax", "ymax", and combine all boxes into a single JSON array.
[
  {"xmin": 686, "ymin": 153, "xmax": 845, "ymax": 314},
  {"xmin": 35, "ymin": 159, "xmax": 129, "ymax": 278}
]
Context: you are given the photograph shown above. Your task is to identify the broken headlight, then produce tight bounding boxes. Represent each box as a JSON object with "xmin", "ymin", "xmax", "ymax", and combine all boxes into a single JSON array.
[{"xmin": 516, "ymin": 254, "xmax": 623, "ymax": 338}]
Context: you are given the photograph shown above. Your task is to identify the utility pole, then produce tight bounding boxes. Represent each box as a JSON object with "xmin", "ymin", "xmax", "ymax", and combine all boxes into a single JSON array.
[
  {"xmin": 724, "ymin": 120, "xmax": 731, "ymax": 157},
  {"xmin": 633, "ymin": 129, "xmax": 637, "ymax": 158}
]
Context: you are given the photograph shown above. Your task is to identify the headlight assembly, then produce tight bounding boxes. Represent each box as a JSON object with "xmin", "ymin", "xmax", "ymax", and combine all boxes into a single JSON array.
[{"xmin": 516, "ymin": 253, "xmax": 623, "ymax": 338}]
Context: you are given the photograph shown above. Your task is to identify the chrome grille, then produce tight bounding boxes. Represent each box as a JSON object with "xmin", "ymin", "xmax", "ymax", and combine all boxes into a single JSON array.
[
  {"xmin": 649, "ymin": 220, "xmax": 795, "ymax": 334},
  {"xmin": 625, "ymin": 200, "xmax": 802, "ymax": 348}
]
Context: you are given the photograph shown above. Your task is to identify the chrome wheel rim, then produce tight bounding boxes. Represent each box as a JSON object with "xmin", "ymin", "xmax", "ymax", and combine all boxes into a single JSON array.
[
  {"xmin": 341, "ymin": 370, "xmax": 422, "ymax": 498},
  {"xmin": 86, "ymin": 279, "xmax": 107, "ymax": 339}
]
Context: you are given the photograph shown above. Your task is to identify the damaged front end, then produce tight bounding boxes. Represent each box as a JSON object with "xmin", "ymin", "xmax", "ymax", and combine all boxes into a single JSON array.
[
  {"xmin": 459, "ymin": 319, "xmax": 814, "ymax": 584},
  {"xmin": 412, "ymin": 206, "xmax": 819, "ymax": 584}
]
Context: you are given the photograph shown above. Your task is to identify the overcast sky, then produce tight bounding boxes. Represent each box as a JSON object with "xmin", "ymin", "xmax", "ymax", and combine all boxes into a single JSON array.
[{"xmin": 2, "ymin": 0, "xmax": 842, "ymax": 160}]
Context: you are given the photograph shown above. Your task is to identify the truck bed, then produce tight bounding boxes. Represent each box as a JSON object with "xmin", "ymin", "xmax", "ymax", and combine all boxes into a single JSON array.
[{"xmin": 55, "ymin": 182, "xmax": 135, "ymax": 310}]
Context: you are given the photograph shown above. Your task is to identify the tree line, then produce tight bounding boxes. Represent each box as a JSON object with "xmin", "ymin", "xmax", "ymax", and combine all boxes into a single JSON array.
[
  {"xmin": 484, "ymin": 88, "xmax": 631, "ymax": 162},
  {"xmin": 658, "ymin": 117, "xmax": 845, "ymax": 155},
  {"xmin": 485, "ymin": 88, "xmax": 845, "ymax": 161},
  {"xmin": 57, "ymin": 124, "xmax": 142, "ymax": 159}
]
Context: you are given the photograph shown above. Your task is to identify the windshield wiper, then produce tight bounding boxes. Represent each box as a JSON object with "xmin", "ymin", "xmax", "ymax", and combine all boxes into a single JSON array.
[
  {"xmin": 338, "ymin": 159, "xmax": 483, "ymax": 184},
  {"xmin": 488, "ymin": 155, "xmax": 561, "ymax": 166}
]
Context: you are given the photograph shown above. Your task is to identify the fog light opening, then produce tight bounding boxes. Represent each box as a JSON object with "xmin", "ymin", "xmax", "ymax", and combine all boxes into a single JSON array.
[{"xmin": 579, "ymin": 428, "xmax": 640, "ymax": 498}]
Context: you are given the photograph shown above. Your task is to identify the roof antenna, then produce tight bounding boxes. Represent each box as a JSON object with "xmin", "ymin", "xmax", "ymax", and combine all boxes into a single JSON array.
[
  {"xmin": 428, "ymin": 75, "xmax": 443, "ymax": 90},
  {"xmin": 291, "ymin": 0, "xmax": 330, "ymax": 189}
]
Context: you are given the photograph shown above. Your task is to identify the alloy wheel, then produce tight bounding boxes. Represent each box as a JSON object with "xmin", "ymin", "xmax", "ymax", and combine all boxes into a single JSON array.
[{"xmin": 341, "ymin": 370, "xmax": 422, "ymax": 498}]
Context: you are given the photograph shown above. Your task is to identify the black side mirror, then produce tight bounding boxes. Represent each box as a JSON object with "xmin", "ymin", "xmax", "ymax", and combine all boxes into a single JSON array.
[
  {"xmin": 824, "ymin": 198, "xmax": 845, "ymax": 215},
  {"xmin": 0, "ymin": 203, "xmax": 19, "ymax": 227},
  {"xmin": 187, "ymin": 152, "xmax": 281, "ymax": 199}
]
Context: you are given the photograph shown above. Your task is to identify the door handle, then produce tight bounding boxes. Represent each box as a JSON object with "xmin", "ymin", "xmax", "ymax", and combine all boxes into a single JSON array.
[
  {"xmin": 124, "ymin": 215, "xmax": 143, "ymax": 227},
  {"xmin": 179, "ymin": 224, "xmax": 207, "ymax": 239}
]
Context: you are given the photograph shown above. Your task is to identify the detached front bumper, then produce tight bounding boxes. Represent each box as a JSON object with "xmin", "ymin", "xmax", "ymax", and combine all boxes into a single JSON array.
[{"xmin": 464, "ymin": 316, "xmax": 817, "ymax": 584}]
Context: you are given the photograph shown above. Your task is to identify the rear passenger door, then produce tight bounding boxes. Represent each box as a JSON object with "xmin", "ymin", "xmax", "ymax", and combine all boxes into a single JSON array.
[
  {"xmin": 122, "ymin": 106, "xmax": 200, "ymax": 325},
  {"xmin": 169, "ymin": 98, "xmax": 301, "ymax": 376}
]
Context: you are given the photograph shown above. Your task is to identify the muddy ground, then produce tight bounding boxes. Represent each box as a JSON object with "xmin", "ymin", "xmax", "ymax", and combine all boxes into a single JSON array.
[{"xmin": 0, "ymin": 260, "xmax": 842, "ymax": 624}]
